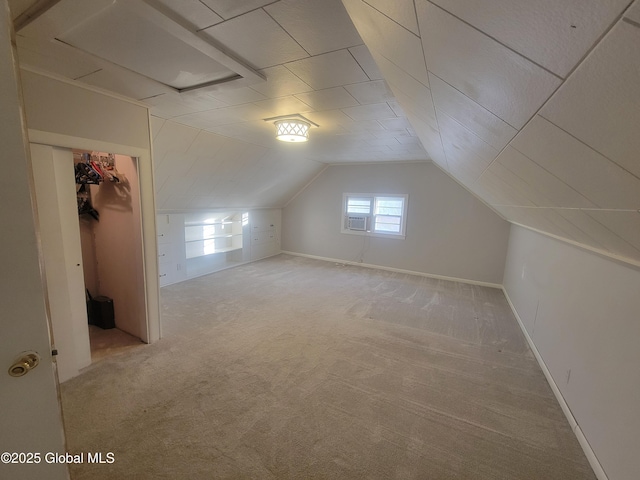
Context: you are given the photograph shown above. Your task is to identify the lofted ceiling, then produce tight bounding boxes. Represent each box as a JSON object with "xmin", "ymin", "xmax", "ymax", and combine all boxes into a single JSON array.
[{"xmin": 9, "ymin": 0, "xmax": 640, "ymax": 266}]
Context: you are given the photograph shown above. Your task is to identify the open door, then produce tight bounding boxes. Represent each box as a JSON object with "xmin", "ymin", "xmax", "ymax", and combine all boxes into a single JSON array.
[{"xmin": 0, "ymin": 2, "xmax": 68, "ymax": 479}]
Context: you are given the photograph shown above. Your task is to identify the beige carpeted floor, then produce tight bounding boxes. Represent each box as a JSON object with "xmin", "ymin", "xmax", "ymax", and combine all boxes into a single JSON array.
[{"xmin": 61, "ymin": 254, "xmax": 596, "ymax": 479}]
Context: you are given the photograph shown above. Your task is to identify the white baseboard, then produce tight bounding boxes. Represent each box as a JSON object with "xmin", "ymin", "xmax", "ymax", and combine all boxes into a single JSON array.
[
  {"xmin": 502, "ymin": 288, "xmax": 608, "ymax": 480},
  {"xmin": 281, "ymin": 251, "xmax": 502, "ymax": 289}
]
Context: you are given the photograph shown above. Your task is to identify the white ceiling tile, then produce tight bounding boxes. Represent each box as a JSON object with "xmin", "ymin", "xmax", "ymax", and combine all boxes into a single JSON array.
[
  {"xmin": 199, "ymin": 0, "xmax": 274, "ymax": 20},
  {"xmin": 496, "ymin": 146, "xmax": 596, "ymax": 208},
  {"xmin": 285, "ymin": 50, "xmax": 369, "ymax": 90},
  {"xmin": 428, "ymin": 73, "xmax": 517, "ymax": 150},
  {"xmin": 295, "ymin": 87, "xmax": 359, "ymax": 111},
  {"xmin": 387, "ymin": 101, "xmax": 406, "ymax": 117},
  {"xmin": 77, "ymin": 68, "xmax": 167, "ymax": 101},
  {"xmin": 303, "ymin": 109, "xmax": 356, "ymax": 133},
  {"xmin": 153, "ymin": 0, "xmax": 223, "ymax": 30},
  {"xmin": 201, "ymin": 9, "xmax": 309, "ymax": 69},
  {"xmin": 438, "ymin": 111, "xmax": 498, "ymax": 183},
  {"xmin": 174, "ymin": 104, "xmax": 271, "ymax": 129},
  {"xmin": 474, "ymin": 163, "xmax": 538, "ymax": 207},
  {"xmin": 250, "ymin": 65, "xmax": 313, "ymax": 98},
  {"xmin": 144, "ymin": 92, "xmax": 228, "ymax": 118},
  {"xmin": 396, "ymin": 135, "xmax": 421, "ymax": 146},
  {"xmin": 438, "ymin": 111, "xmax": 498, "ymax": 164},
  {"xmin": 16, "ymin": 35, "xmax": 103, "ymax": 80},
  {"xmin": 253, "ymin": 96, "xmax": 315, "ymax": 117},
  {"xmin": 336, "ymin": 119, "xmax": 386, "ymax": 133},
  {"xmin": 348, "ymin": 45, "xmax": 383, "ymax": 80},
  {"xmin": 541, "ymin": 21, "xmax": 640, "ymax": 179},
  {"xmin": 342, "ymin": 103, "xmax": 396, "ymax": 121},
  {"xmin": 150, "ymin": 115, "xmax": 166, "ymax": 138},
  {"xmin": 209, "ymin": 121, "xmax": 275, "ymax": 147},
  {"xmin": 342, "ymin": 0, "xmax": 428, "ymax": 86},
  {"xmin": 626, "ymin": 0, "xmax": 640, "ymax": 23},
  {"xmin": 430, "ymin": 0, "xmax": 630, "ymax": 78},
  {"xmin": 57, "ymin": 2, "xmax": 234, "ymax": 90},
  {"xmin": 369, "ymin": 52, "xmax": 438, "ymax": 131},
  {"xmin": 208, "ymin": 87, "xmax": 266, "ymax": 105},
  {"xmin": 265, "ymin": 0, "xmax": 362, "ymax": 55},
  {"xmin": 152, "ymin": 120, "xmax": 199, "ymax": 160},
  {"xmin": 556, "ymin": 209, "xmax": 640, "ymax": 260},
  {"xmin": 404, "ymin": 111, "xmax": 447, "ymax": 167},
  {"xmin": 584, "ymin": 210, "xmax": 640, "ymax": 252},
  {"xmin": 512, "ymin": 116, "xmax": 640, "ymax": 209},
  {"xmin": 344, "ymin": 80, "xmax": 395, "ymax": 105},
  {"xmin": 378, "ymin": 117, "xmax": 412, "ymax": 131},
  {"xmin": 489, "ymin": 207, "xmax": 572, "ymax": 241},
  {"xmin": 417, "ymin": 1, "xmax": 561, "ymax": 129},
  {"xmin": 362, "ymin": 0, "xmax": 419, "ymax": 35}
]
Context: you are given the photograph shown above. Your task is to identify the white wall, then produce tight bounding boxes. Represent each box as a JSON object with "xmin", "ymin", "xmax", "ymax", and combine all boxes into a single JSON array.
[
  {"xmin": 88, "ymin": 154, "xmax": 146, "ymax": 339},
  {"xmin": 21, "ymin": 70, "xmax": 160, "ymax": 343},
  {"xmin": 282, "ymin": 162, "xmax": 510, "ymax": 285},
  {"xmin": 21, "ymin": 70, "xmax": 150, "ymax": 149},
  {"xmin": 503, "ymin": 225, "xmax": 640, "ymax": 480}
]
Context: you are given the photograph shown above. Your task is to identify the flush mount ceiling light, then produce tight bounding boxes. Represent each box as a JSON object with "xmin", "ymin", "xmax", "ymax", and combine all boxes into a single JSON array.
[{"xmin": 265, "ymin": 115, "xmax": 319, "ymax": 143}]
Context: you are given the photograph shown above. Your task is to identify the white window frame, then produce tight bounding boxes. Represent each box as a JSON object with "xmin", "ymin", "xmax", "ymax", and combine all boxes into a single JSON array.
[{"xmin": 341, "ymin": 193, "xmax": 408, "ymax": 239}]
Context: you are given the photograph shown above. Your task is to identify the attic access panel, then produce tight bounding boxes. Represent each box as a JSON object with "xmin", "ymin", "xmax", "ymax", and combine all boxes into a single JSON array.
[{"xmin": 19, "ymin": 0, "xmax": 264, "ymax": 94}]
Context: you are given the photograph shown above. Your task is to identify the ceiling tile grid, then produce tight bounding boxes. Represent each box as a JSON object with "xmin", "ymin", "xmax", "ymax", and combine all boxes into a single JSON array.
[
  {"xmin": 417, "ymin": 0, "xmax": 562, "ymax": 130},
  {"xmin": 342, "ymin": 0, "xmax": 429, "ymax": 86},
  {"xmin": 362, "ymin": 0, "xmax": 419, "ymax": 35},
  {"xmin": 511, "ymin": 115, "xmax": 640, "ymax": 209},
  {"xmin": 284, "ymin": 50, "xmax": 369, "ymax": 90},
  {"xmin": 427, "ymin": 73, "xmax": 517, "ymax": 151},
  {"xmin": 438, "ymin": 110, "xmax": 499, "ymax": 183},
  {"xmin": 200, "ymin": 0, "xmax": 278, "ymax": 22},
  {"xmin": 152, "ymin": 119, "xmax": 325, "ymax": 209},
  {"xmin": 493, "ymin": 147, "xmax": 596, "ymax": 208},
  {"xmin": 348, "ymin": 45, "xmax": 384, "ymax": 80},
  {"xmin": 201, "ymin": 9, "xmax": 309, "ymax": 69},
  {"xmin": 264, "ymin": 0, "xmax": 363, "ymax": 55},
  {"xmin": 249, "ymin": 65, "xmax": 313, "ymax": 98},
  {"xmin": 13, "ymin": 0, "xmax": 640, "ymax": 265},
  {"xmin": 627, "ymin": 0, "xmax": 640, "ymax": 23},
  {"xmin": 344, "ymin": 0, "xmax": 640, "ymax": 265},
  {"xmin": 540, "ymin": 20, "xmax": 640, "ymax": 180},
  {"xmin": 153, "ymin": 0, "xmax": 223, "ymax": 30},
  {"xmin": 428, "ymin": 0, "xmax": 631, "ymax": 78},
  {"xmin": 294, "ymin": 86, "xmax": 360, "ymax": 111}
]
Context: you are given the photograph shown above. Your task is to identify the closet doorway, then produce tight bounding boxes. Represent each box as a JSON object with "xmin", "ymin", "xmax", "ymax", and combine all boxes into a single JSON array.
[{"xmin": 30, "ymin": 143, "xmax": 153, "ymax": 382}]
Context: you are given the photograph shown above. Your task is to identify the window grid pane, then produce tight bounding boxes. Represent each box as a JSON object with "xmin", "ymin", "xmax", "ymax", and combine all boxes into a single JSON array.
[
  {"xmin": 374, "ymin": 215, "xmax": 401, "ymax": 233},
  {"xmin": 347, "ymin": 197, "xmax": 373, "ymax": 215}
]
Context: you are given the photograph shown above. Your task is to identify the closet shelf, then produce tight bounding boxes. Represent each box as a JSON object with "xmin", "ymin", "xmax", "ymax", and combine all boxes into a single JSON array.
[
  {"xmin": 185, "ymin": 221, "xmax": 241, "ymax": 227},
  {"xmin": 185, "ymin": 233, "xmax": 242, "ymax": 243}
]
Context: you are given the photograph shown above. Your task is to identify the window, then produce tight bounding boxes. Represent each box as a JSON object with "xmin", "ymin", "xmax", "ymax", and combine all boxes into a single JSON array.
[{"xmin": 341, "ymin": 193, "xmax": 407, "ymax": 238}]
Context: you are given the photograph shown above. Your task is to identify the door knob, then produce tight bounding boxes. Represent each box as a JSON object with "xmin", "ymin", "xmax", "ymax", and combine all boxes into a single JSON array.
[{"xmin": 8, "ymin": 351, "xmax": 40, "ymax": 377}]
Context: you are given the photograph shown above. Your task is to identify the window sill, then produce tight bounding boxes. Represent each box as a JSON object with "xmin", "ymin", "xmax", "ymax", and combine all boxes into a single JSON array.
[{"xmin": 340, "ymin": 229, "xmax": 405, "ymax": 240}]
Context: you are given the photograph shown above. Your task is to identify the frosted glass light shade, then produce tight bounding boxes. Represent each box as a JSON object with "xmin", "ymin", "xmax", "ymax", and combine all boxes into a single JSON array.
[{"xmin": 275, "ymin": 120, "xmax": 310, "ymax": 142}]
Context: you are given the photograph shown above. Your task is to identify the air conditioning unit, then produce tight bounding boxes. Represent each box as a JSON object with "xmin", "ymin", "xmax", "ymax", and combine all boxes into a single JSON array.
[{"xmin": 346, "ymin": 215, "xmax": 367, "ymax": 231}]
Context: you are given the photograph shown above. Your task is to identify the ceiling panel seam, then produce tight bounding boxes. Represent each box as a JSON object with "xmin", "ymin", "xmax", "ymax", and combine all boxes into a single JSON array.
[
  {"xmin": 424, "ymin": 1, "xmax": 563, "ymax": 80},
  {"xmin": 623, "ymin": 16, "xmax": 640, "ymax": 29},
  {"xmin": 202, "ymin": 1, "xmax": 280, "ymax": 23},
  {"xmin": 362, "ymin": 0, "xmax": 421, "ymax": 38},
  {"xmin": 536, "ymin": 114, "xmax": 640, "ymax": 183},
  {"xmin": 506, "ymin": 144, "xmax": 607, "ymax": 210},
  {"xmin": 261, "ymin": 8, "xmax": 312, "ymax": 57}
]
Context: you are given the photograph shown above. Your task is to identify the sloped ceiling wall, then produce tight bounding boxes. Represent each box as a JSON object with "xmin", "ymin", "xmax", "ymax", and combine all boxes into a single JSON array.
[
  {"xmin": 151, "ymin": 117, "xmax": 325, "ymax": 211},
  {"xmin": 342, "ymin": 0, "xmax": 640, "ymax": 267}
]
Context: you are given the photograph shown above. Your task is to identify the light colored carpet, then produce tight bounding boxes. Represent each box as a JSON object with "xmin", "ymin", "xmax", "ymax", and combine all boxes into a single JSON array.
[{"xmin": 61, "ymin": 254, "xmax": 596, "ymax": 479}]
